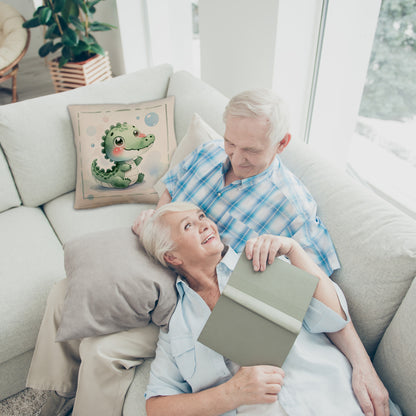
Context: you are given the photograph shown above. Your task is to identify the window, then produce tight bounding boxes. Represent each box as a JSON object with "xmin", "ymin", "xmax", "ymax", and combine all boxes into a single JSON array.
[{"xmin": 347, "ymin": 0, "xmax": 416, "ymax": 218}]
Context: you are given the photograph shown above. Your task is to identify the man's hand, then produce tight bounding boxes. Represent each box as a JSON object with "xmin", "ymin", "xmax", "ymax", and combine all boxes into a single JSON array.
[
  {"xmin": 131, "ymin": 209, "xmax": 156, "ymax": 236},
  {"xmin": 225, "ymin": 365, "xmax": 284, "ymax": 408},
  {"xmin": 244, "ymin": 235, "xmax": 296, "ymax": 272},
  {"xmin": 352, "ymin": 363, "xmax": 390, "ymax": 416}
]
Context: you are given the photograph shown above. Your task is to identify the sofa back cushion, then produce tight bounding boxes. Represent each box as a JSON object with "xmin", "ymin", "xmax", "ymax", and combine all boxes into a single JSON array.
[
  {"xmin": 280, "ymin": 141, "xmax": 416, "ymax": 357},
  {"xmin": 0, "ymin": 64, "xmax": 173, "ymax": 207},
  {"xmin": 167, "ymin": 70, "xmax": 229, "ymax": 142},
  {"xmin": 0, "ymin": 145, "xmax": 20, "ymax": 212}
]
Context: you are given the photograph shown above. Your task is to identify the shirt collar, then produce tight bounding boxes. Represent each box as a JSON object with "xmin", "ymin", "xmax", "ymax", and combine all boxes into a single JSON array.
[
  {"xmin": 175, "ymin": 246, "xmax": 240, "ymax": 295},
  {"xmin": 221, "ymin": 156, "xmax": 280, "ymax": 187}
]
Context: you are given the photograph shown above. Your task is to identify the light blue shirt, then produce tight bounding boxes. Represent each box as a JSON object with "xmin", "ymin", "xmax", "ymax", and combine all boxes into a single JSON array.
[
  {"xmin": 145, "ymin": 248, "xmax": 366, "ymax": 415},
  {"xmin": 162, "ymin": 140, "xmax": 340, "ymax": 276}
]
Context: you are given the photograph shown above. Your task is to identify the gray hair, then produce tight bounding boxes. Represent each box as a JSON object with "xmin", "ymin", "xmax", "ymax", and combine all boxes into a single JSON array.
[
  {"xmin": 223, "ymin": 89, "xmax": 290, "ymax": 145},
  {"xmin": 140, "ymin": 202, "xmax": 200, "ymax": 267}
]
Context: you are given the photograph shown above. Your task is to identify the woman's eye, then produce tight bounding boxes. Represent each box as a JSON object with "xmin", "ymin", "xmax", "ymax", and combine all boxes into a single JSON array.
[
  {"xmin": 184, "ymin": 223, "xmax": 191, "ymax": 230},
  {"xmin": 199, "ymin": 213, "xmax": 205, "ymax": 220}
]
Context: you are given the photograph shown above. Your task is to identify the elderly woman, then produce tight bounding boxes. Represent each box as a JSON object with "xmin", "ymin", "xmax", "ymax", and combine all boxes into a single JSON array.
[{"xmin": 140, "ymin": 202, "xmax": 400, "ymax": 416}]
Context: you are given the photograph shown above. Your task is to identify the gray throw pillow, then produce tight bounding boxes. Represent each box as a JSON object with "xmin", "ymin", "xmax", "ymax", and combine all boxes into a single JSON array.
[{"xmin": 56, "ymin": 227, "xmax": 177, "ymax": 341}]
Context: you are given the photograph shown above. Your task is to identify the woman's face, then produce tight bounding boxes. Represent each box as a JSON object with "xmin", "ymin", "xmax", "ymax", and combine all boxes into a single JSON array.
[{"xmin": 162, "ymin": 209, "xmax": 224, "ymax": 266}]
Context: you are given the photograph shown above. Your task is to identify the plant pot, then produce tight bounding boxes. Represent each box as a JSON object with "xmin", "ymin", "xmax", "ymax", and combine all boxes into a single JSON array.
[{"xmin": 47, "ymin": 52, "xmax": 112, "ymax": 93}]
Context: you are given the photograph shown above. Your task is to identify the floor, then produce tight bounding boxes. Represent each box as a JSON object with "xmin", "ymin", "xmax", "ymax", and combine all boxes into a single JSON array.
[{"xmin": 0, "ymin": 56, "xmax": 55, "ymax": 106}]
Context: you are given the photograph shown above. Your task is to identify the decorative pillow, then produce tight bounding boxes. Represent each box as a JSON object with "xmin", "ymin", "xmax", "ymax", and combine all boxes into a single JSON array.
[
  {"xmin": 154, "ymin": 112, "xmax": 223, "ymax": 195},
  {"xmin": 56, "ymin": 227, "xmax": 178, "ymax": 342},
  {"xmin": 68, "ymin": 96, "xmax": 176, "ymax": 209}
]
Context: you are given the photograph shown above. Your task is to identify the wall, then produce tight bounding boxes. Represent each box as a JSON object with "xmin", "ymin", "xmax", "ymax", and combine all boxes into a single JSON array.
[
  {"xmin": 198, "ymin": 0, "xmax": 322, "ymax": 144},
  {"xmin": 199, "ymin": 0, "xmax": 280, "ymax": 99}
]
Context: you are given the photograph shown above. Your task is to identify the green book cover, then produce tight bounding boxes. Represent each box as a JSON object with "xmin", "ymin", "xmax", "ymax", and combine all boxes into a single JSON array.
[{"xmin": 198, "ymin": 256, "xmax": 319, "ymax": 367}]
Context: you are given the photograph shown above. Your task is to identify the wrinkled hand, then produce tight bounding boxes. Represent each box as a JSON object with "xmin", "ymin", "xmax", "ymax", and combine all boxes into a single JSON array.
[
  {"xmin": 245, "ymin": 235, "xmax": 295, "ymax": 272},
  {"xmin": 131, "ymin": 209, "xmax": 156, "ymax": 236},
  {"xmin": 352, "ymin": 364, "xmax": 390, "ymax": 416},
  {"xmin": 226, "ymin": 365, "xmax": 284, "ymax": 407}
]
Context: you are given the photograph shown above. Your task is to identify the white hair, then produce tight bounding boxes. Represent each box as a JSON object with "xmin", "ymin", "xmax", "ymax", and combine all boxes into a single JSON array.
[
  {"xmin": 140, "ymin": 202, "xmax": 200, "ymax": 267},
  {"xmin": 223, "ymin": 89, "xmax": 290, "ymax": 145}
]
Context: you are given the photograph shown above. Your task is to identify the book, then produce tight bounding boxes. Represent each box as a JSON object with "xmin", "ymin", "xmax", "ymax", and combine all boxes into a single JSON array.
[{"xmin": 198, "ymin": 255, "xmax": 319, "ymax": 367}]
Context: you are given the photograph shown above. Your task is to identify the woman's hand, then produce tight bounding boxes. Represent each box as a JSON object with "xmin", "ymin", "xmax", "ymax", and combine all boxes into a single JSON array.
[
  {"xmin": 131, "ymin": 209, "xmax": 156, "ymax": 236},
  {"xmin": 225, "ymin": 365, "xmax": 285, "ymax": 407},
  {"xmin": 245, "ymin": 235, "xmax": 297, "ymax": 271}
]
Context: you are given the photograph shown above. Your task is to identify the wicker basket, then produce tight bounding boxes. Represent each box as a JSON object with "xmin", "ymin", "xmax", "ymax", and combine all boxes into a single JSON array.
[{"xmin": 47, "ymin": 52, "xmax": 112, "ymax": 93}]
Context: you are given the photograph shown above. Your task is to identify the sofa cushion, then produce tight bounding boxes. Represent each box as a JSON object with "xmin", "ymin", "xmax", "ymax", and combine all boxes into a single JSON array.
[
  {"xmin": 124, "ymin": 358, "xmax": 153, "ymax": 416},
  {"xmin": 56, "ymin": 227, "xmax": 177, "ymax": 341},
  {"xmin": 280, "ymin": 141, "xmax": 416, "ymax": 357},
  {"xmin": 167, "ymin": 70, "xmax": 228, "ymax": 143},
  {"xmin": 0, "ymin": 145, "xmax": 20, "ymax": 213},
  {"xmin": 154, "ymin": 113, "xmax": 221, "ymax": 195},
  {"xmin": 0, "ymin": 64, "xmax": 173, "ymax": 207},
  {"xmin": 43, "ymin": 191, "xmax": 154, "ymax": 244},
  {"xmin": 373, "ymin": 277, "xmax": 416, "ymax": 416},
  {"xmin": 0, "ymin": 206, "xmax": 65, "ymax": 364},
  {"xmin": 68, "ymin": 97, "xmax": 176, "ymax": 209}
]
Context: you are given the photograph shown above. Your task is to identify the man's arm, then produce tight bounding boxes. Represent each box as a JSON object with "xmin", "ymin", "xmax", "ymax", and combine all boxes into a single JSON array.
[{"xmin": 327, "ymin": 323, "xmax": 390, "ymax": 416}]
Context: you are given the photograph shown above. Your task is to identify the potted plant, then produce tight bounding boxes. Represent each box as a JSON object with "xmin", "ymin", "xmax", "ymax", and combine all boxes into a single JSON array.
[{"xmin": 23, "ymin": 0, "xmax": 116, "ymax": 92}]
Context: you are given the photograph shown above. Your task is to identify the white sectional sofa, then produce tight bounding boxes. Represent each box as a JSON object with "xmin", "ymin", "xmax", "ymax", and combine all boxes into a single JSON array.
[{"xmin": 0, "ymin": 64, "xmax": 415, "ymax": 415}]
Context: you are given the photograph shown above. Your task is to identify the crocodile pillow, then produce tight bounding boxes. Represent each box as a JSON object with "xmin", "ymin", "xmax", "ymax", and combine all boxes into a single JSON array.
[
  {"xmin": 56, "ymin": 227, "xmax": 178, "ymax": 342},
  {"xmin": 68, "ymin": 96, "xmax": 176, "ymax": 209}
]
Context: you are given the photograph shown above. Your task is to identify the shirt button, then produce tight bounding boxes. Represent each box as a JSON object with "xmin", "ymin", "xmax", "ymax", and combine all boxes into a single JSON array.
[{"xmin": 217, "ymin": 192, "xmax": 222, "ymax": 197}]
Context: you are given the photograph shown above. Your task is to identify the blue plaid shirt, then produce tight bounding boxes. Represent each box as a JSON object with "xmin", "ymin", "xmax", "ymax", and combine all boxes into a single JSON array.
[{"xmin": 163, "ymin": 140, "xmax": 340, "ymax": 276}]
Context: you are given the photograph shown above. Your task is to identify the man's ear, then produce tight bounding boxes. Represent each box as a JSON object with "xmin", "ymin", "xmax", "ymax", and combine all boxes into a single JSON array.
[
  {"xmin": 276, "ymin": 133, "xmax": 291, "ymax": 154},
  {"xmin": 164, "ymin": 252, "xmax": 183, "ymax": 266}
]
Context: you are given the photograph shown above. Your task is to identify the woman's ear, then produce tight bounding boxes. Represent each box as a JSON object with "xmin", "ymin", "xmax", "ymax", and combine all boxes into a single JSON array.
[{"xmin": 164, "ymin": 252, "xmax": 183, "ymax": 266}]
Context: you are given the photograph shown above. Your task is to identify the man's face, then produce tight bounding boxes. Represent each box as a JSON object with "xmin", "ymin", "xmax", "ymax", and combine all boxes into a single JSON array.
[
  {"xmin": 163, "ymin": 209, "xmax": 224, "ymax": 267},
  {"xmin": 224, "ymin": 116, "xmax": 279, "ymax": 179}
]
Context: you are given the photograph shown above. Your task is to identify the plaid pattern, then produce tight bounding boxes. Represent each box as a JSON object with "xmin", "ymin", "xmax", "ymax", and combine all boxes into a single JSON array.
[{"xmin": 163, "ymin": 140, "xmax": 340, "ymax": 275}]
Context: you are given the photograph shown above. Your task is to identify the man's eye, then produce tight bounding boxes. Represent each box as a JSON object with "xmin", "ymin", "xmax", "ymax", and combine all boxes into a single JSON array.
[{"xmin": 184, "ymin": 223, "xmax": 191, "ymax": 230}]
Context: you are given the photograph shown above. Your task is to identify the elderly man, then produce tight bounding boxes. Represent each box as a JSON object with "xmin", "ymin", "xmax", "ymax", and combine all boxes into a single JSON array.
[
  {"xmin": 28, "ymin": 89, "xmax": 388, "ymax": 416},
  {"xmin": 133, "ymin": 89, "xmax": 389, "ymax": 415}
]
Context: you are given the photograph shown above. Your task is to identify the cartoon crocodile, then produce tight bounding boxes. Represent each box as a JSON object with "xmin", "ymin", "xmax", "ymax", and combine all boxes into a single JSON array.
[{"xmin": 91, "ymin": 122, "xmax": 155, "ymax": 188}]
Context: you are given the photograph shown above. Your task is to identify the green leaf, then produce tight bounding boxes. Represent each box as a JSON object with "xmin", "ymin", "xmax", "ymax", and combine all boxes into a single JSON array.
[
  {"xmin": 59, "ymin": 55, "xmax": 69, "ymax": 68},
  {"xmin": 89, "ymin": 22, "xmax": 115, "ymax": 31},
  {"xmin": 89, "ymin": 43, "xmax": 105, "ymax": 56},
  {"xmin": 53, "ymin": 0, "xmax": 65, "ymax": 13},
  {"xmin": 38, "ymin": 41, "xmax": 54, "ymax": 57},
  {"xmin": 62, "ymin": 28, "xmax": 79, "ymax": 46},
  {"xmin": 39, "ymin": 7, "xmax": 52, "ymax": 24},
  {"xmin": 44, "ymin": 23, "xmax": 59, "ymax": 39},
  {"xmin": 74, "ymin": 0, "xmax": 88, "ymax": 14},
  {"xmin": 51, "ymin": 42, "xmax": 63, "ymax": 53},
  {"xmin": 88, "ymin": 0, "xmax": 102, "ymax": 8},
  {"xmin": 75, "ymin": 40, "xmax": 90, "ymax": 52},
  {"xmin": 69, "ymin": 16, "xmax": 85, "ymax": 32},
  {"xmin": 61, "ymin": 45, "xmax": 72, "ymax": 59},
  {"xmin": 22, "ymin": 17, "xmax": 41, "ymax": 28},
  {"xmin": 62, "ymin": 0, "xmax": 79, "ymax": 21}
]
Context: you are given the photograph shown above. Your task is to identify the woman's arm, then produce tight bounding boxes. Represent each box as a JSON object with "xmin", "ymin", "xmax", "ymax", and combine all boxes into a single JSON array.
[{"xmin": 147, "ymin": 365, "xmax": 284, "ymax": 416}]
